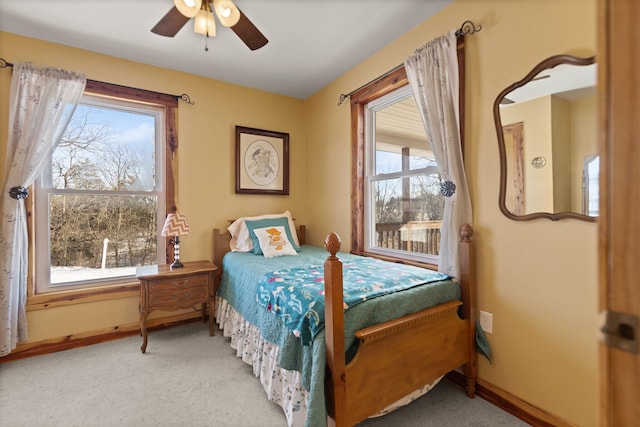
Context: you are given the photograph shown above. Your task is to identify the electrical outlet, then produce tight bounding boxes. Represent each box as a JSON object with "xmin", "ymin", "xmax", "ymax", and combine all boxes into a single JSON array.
[{"xmin": 480, "ymin": 310, "xmax": 493, "ymax": 334}]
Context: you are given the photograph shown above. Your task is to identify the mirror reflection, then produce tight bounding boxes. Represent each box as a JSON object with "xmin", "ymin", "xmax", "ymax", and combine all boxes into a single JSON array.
[{"xmin": 494, "ymin": 55, "xmax": 597, "ymax": 222}]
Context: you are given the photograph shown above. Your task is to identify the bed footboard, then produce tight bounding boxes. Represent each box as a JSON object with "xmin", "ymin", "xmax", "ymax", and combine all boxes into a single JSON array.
[{"xmin": 324, "ymin": 225, "xmax": 477, "ymax": 427}]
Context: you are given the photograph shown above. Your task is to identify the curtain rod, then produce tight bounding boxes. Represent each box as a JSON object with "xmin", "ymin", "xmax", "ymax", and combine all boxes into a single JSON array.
[
  {"xmin": 0, "ymin": 57, "xmax": 13, "ymax": 68},
  {"xmin": 337, "ymin": 20, "xmax": 482, "ymax": 106},
  {"xmin": 0, "ymin": 57, "xmax": 194, "ymax": 105}
]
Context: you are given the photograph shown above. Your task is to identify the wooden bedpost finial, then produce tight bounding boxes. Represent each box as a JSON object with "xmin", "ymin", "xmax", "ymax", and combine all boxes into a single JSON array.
[
  {"xmin": 324, "ymin": 232, "xmax": 341, "ymax": 257},
  {"xmin": 460, "ymin": 223, "xmax": 474, "ymax": 242}
]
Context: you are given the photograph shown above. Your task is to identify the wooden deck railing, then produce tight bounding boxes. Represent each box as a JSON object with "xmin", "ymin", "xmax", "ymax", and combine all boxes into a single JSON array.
[{"xmin": 376, "ymin": 221, "xmax": 442, "ymax": 256}]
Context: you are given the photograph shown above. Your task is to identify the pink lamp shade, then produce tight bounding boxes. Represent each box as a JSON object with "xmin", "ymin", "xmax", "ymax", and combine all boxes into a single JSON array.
[{"xmin": 161, "ymin": 213, "xmax": 191, "ymax": 237}]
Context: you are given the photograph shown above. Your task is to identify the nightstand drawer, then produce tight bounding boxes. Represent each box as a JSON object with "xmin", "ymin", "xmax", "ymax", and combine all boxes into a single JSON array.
[
  {"xmin": 149, "ymin": 286, "xmax": 208, "ymax": 308},
  {"xmin": 148, "ymin": 273, "xmax": 209, "ymax": 294}
]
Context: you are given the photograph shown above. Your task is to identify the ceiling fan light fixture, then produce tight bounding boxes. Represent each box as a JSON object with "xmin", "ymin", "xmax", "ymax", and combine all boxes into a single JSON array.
[
  {"xmin": 213, "ymin": 0, "xmax": 240, "ymax": 27},
  {"xmin": 174, "ymin": 0, "xmax": 203, "ymax": 18},
  {"xmin": 194, "ymin": 2, "xmax": 216, "ymax": 36}
]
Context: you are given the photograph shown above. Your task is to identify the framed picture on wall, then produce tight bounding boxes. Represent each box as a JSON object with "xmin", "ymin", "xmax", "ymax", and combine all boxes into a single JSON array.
[{"xmin": 235, "ymin": 126, "xmax": 289, "ymax": 195}]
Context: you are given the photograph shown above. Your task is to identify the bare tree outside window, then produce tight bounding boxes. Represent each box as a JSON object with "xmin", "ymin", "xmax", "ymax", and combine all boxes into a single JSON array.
[
  {"xmin": 37, "ymin": 98, "xmax": 163, "ymax": 289},
  {"xmin": 368, "ymin": 90, "xmax": 444, "ymax": 259}
]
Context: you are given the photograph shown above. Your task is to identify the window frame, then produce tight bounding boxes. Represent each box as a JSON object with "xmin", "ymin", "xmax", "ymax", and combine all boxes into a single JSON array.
[
  {"xmin": 364, "ymin": 85, "xmax": 443, "ymax": 264},
  {"xmin": 350, "ymin": 39, "xmax": 465, "ymax": 267},
  {"xmin": 27, "ymin": 80, "xmax": 178, "ymax": 308}
]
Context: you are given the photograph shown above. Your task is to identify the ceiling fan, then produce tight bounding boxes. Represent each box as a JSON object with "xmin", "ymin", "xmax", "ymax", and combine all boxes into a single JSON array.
[{"xmin": 152, "ymin": 0, "xmax": 268, "ymax": 51}]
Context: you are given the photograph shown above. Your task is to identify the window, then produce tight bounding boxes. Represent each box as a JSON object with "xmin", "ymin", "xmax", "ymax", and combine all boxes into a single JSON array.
[
  {"xmin": 583, "ymin": 154, "xmax": 599, "ymax": 216},
  {"xmin": 33, "ymin": 82, "xmax": 177, "ymax": 294},
  {"xmin": 351, "ymin": 42, "xmax": 464, "ymax": 266},
  {"xmin": 364, "ymin": 86, "xmax": 443, "ymax": 264}
]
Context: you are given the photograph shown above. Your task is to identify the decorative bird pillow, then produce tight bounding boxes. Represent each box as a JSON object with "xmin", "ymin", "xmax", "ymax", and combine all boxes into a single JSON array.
[{"xmin": 253, "ymin": 226, "xmax": 298, "ymax": 258}]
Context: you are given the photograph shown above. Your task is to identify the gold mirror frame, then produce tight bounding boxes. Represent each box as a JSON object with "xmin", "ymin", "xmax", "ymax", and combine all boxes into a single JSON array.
[{"xmin": 493, "ymin": 54, "xmax": 597, "ymax": 222}]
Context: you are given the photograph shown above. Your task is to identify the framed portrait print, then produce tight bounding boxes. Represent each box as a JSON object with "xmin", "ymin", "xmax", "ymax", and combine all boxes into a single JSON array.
[{"xmin": 235, "ymin": 126, "xmax": 289, "ymax": 195}]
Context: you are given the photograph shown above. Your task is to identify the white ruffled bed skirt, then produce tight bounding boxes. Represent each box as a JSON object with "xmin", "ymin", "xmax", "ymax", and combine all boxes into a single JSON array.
[{"xmin": 215, "ymin": 296, "xmax": 441, "ymax": 426}]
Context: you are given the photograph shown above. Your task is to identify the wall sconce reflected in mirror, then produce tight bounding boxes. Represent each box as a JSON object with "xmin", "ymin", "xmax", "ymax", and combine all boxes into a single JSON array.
[{"xmin": 531, "ymin": 156, "xmax": 546, "ymax": 169}]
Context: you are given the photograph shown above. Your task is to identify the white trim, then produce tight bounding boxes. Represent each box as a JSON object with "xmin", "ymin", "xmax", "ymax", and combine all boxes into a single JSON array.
[
  {"xmin": 366, "ymin": 246, "xmax": 439, "ymax": 265},
  {"xmin": 363, "ymin": 85, "xmax": 442, "ymax": 263},
  {"xmin": 34, "ymin": 94, "xmax": 167, "ymax": 294},
  {"xmin": 368, "ymin": 85, "xmax": 413, "ymax": 110}
]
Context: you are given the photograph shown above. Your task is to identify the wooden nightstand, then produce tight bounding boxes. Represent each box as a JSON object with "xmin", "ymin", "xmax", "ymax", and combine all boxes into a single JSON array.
[{"xmin": 136, "ymin": 260, "xmax": 217, "ymax": 353}]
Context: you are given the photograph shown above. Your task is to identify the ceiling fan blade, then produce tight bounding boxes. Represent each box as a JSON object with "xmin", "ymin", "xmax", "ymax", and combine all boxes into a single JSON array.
[
  {"xmin": 230, "ymin": 8, "xmax": 268, "ymax": 51},
  {"xmin": 151, "ymin": 6, "xmax": 191, "ymax": 37}
]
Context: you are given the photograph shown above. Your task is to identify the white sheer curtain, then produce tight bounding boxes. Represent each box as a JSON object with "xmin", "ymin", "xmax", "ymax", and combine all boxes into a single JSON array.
[
  {"xmin": 404, "ymin": 30, "xmax": 472, "ymax": 279},
  {"xmin": 0, "ymin": 62, "xmax": 86, "ymax": 356}
]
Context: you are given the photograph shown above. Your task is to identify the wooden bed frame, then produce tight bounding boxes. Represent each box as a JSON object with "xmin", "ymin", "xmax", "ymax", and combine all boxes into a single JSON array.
[{"xmin": 212, "ymin": 224, "xmax": 477, "ymax": 427}]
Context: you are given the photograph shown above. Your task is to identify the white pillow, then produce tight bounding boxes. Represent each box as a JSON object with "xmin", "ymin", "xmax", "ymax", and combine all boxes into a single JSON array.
[
  {"xmin": 228, "ymin": 211, "xmax": 299, "ymax": 252},
  {"xmin": 253, "ymin": 226, "xmax": 298, "ymax": 258}
]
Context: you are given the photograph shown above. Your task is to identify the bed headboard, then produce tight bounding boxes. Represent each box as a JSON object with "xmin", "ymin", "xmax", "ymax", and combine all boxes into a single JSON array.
[{"xmin": 212, "ymin": 225, "xmax": 307, "ymax": 278}]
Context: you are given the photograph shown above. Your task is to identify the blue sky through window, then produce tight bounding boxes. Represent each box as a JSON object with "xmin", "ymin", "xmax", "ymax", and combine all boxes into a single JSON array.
[{"xmin": 53, "ymin": 104, "xmax": 157, "ymax": 191}]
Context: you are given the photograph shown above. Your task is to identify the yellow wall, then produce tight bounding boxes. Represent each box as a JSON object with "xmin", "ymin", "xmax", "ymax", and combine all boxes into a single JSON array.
[
  {"xmin": 500, "ymin": 96, "xmax": 555, "ymax": 213},
  {"xmin": 0, "ymin": 32, "xmax": 309, "ymax": 340},
  {"xmin": 571, "ymin": 95, "xmax": 597, "ymax": 212},
  {"xmin": 304, "ymin": 0, "xmax": 597, "ymax": 426},
  {"xmin": 1, "ymin": 0, "xmax": 599, "ymax": 425},
  {"xmin": 551, "ymin": 96, "xmax": 572, "ymax": 212},
  {"xmin": 500, "ymin": 92, "xmax": 597, "ymax": 216}
]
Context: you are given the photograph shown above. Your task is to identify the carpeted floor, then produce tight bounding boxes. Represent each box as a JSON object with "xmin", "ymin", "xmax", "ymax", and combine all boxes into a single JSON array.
[{"xmin": 0, "ymin": 322, "xmax": 529, "ymax": 427}]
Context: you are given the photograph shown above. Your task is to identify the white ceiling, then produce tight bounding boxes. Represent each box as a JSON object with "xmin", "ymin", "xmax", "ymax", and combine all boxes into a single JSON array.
[
  {"xmin": 0, "ymin": 0, "xmax": 453, "ymax": 99},
  {"xmin": 501, "ymin": 63, "xmax": 597, "ymax": 105}
]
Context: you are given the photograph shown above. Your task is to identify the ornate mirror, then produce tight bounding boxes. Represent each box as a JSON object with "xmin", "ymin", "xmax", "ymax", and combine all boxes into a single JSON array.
[{"xmin": 494, "ymin": 55, "xmax": 597, "ymax": 222}]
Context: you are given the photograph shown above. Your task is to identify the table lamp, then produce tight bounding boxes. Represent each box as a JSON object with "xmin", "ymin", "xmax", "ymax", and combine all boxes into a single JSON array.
[{"xmin": 161, "ymin": 213, "xmax": 191, "ymax": 268}]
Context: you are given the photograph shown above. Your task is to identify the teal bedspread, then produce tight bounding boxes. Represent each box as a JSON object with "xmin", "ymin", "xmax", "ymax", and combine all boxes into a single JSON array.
[
  {"xmin": 256, "ymin": 259, "xmax": 450, "ymax": 346},
  {"xmin": 218, "ymin": 245, "xmax": 460, "ymax": 427}
]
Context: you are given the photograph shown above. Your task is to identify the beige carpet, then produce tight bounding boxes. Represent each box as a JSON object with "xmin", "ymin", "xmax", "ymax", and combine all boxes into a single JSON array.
[{"xmin": 0, "ymin": 322, "xmax": 528, "ymax": 427}]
